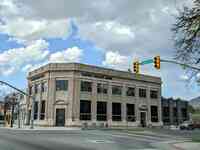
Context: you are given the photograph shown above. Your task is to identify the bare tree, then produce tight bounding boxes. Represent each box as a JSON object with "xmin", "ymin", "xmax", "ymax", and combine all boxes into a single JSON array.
[{"xmin": 172, "ymin": 0, "xmax": 200, "ymax": 65}]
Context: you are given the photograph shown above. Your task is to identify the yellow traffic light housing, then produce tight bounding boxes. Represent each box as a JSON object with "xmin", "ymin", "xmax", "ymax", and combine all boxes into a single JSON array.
[
  {"xmin": 133, "ymin": 61, "xmax": 139, "ymax": 73},
  {"xmin": 154, "ymin": 56, "xmax": 160, "ymax": 69}
]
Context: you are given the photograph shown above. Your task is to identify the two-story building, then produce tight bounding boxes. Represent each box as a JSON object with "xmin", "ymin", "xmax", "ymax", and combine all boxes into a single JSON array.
[{"xmin": 26, "ymin": 63, "xmax": 163, "ymax": 127}]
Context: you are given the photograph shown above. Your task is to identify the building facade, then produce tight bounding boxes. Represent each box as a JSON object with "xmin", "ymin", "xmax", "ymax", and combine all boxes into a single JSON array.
[
  {"xmin": 27, "ymin": 63, "xmax": 163, "ymax": 127},
  {"xmin": 161, "ymin": 97, "xmax": 189, "ymax": 125}
]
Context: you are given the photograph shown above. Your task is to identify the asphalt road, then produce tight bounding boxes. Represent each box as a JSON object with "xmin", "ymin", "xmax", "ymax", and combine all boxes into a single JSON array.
[{"xmin": 0, "ymin": 128, "xmax": 192, "ymax": 150}]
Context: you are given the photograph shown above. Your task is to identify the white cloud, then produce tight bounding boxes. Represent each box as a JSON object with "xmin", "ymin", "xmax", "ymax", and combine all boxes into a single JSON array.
[
  {"xmin": 0, "ymin": 39, "xmax": 49, "ymax": 75},
  {"xmin": 102, "ymin": 51, "xmax": 130, "ymax": 69},
  {"xmin": 49, "ymin": 47, "xmax": 83, "ymax": 63},
  {"xmin": 0, "ymin": 18, "xmax": 71, "ymax": 43}
]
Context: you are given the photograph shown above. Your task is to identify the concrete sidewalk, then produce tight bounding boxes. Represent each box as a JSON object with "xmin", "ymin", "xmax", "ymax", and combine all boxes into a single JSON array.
[
  {"xmin": 173, "ymin": 142, "xmax": 200, "ymax": 150},
  {"xmin": 1, "ymin": 126, "xmax": 81, "ymax": 131}
]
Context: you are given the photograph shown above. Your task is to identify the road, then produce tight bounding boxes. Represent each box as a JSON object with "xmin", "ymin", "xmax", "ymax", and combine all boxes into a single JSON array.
[{"xmin": 0, "ymin": 128, "xmax": 192, "ymax": 150}]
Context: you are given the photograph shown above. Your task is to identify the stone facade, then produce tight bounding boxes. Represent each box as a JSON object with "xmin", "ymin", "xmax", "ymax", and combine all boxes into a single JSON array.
[{"xmin": 26, "ymin": 63, "xmax": 163, "ymax": 127}]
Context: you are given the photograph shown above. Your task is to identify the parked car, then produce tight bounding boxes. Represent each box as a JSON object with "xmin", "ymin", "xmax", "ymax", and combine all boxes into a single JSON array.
[{"xmin": 179, "ymin": 121, "xmax": 194, "ymax": 130}]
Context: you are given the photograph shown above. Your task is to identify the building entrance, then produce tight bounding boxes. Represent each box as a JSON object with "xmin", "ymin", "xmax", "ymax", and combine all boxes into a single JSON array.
[{"xmin": 55, "ymin": 109, "xmax": 65, "ymax": 126}]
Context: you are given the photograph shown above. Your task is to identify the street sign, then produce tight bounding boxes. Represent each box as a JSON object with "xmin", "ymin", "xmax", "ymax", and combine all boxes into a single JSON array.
[{"xmin": 140, "ymin": 59, "xmax": 153, "ymax": 65}]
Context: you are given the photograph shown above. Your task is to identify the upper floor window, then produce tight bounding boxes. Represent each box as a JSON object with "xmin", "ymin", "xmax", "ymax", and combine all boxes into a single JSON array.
[
  {"xmin": 112, "ymin": 85, "xmax": 122, "ymax": 95},
  {"xmin": 34, "ymin": 84, "xmax": 39, "ymax": 94},
  {"xmin": 41, "ymin": 82, "xmax": 47, "ymax": 92},
  {"xmin": 81, "ymin": 81, "xmax": 92, "ymax": 92},
  {"xmin": 139, "ymin": 88, "xmax": 146, "ymax": 98},
  {"xmin": 56, "ymin": 80, "xmax": 68, "ymax": 91},
  {"xmin": 126, "ymin": 87, "xmax": 135, "ymax": 97},
  {"xmin": 97, "ymin": 83, "xmax": 108, "ymax": 94},
  {"xmin": 150, "ymin": 90, "xmax": 158, "ymax": 99}
]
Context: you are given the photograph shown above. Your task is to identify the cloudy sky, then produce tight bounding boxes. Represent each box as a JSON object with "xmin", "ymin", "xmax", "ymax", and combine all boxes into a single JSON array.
[{"xmin": 0, "ymin": 0, "xmax": 199, "ymax": 100}]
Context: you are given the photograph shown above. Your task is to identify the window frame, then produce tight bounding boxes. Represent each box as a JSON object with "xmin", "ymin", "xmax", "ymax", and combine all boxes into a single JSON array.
[
  {"xmin": 112, "ymin": 102, "xmax": 121, "ymax": 121},
  {"xmin": 151, "ymin": 105, "xmax": 158, "ymax": 122},
  {"xmin": 126, "ymin": 87, "xmax": 135, "ymax": 97},
  {"xmin": 150, "ymin": 90, "xmax": 158, "ymax": 99},
  {"xmin": 56, "ymin": 80, "xmax": 68, "ymax": 91},
  {"xmin": 96, "ymin": 101, "xmax": 107, "ymax": 121},
  {"xmin": 80, "ymin": 100, "xmax": 91, "ymax": 120},
  {"xmin": 126, "ymin": 103, "xmax": 135, "ymax": 122},
  {"xmin": 80, "ymin": 81, "xmax": 92, "ymax": 92},
  {"xmin": 112, "ymin": 85, "xmax": 122, "ymax": 95},
  {"xmin": 139, "ymin": 88, "xmax": 147, "ymax": 98}
]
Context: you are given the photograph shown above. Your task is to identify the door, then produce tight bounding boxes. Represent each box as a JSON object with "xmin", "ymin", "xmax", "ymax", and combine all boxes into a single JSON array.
[
  {"xmin": 56, "ymin": 109, "xmax": 65, "ymax": 126},
  {"xmin": 140, "ymin": 112, "xmax": 146, "ymax": 127}
]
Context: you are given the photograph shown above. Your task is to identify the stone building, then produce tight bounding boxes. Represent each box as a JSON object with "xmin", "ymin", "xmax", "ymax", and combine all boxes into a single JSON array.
[
  {"xmin": 26, "ymin": 63, "xmax": 163, "ymax": 127},
  {"xmin": 161, "ymin": 97, "xmax": 189, "ymax": 125}
]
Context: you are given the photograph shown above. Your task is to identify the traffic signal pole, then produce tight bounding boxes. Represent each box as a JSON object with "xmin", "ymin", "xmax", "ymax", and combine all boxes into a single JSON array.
[{"xmin": 161, "ymin": 59, "xmax": 200, "ymax": 71}]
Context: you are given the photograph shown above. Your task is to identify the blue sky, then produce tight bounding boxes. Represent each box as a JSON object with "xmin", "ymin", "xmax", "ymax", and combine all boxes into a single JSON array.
[{"xmin": 0, "ymin": 0, "xmax": 199, "ymax": 100}]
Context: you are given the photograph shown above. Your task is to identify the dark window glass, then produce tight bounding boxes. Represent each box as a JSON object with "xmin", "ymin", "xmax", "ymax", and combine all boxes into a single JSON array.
[
  {"xmin": 40, "ymin": 100, "xmax": 45, "ymax": 120},
  {"xmin": 97, "ymin": 83, "xmax": 108, "ymax": 94},
  {"xmin": 181, "ymin": 108, "xmax": 187, "ymax": 121},
  {"xmin": 34, "ymin": 84, "xmax": 38, "ymax": 94},
  {"xmin": 81, "ymin": 81, "xmax": 92, "ymax": 92},
  {"xmin": 150, "ymin": 90, "xmax": 158, "ymax": 99},
  {"xmin": 97, "ymin": 102, "xmax": 107, "ymax": 121},
  {"xmin": 126, "ymin": 104, "xmax": 135, "ymax": 122},
  {"xmin": 112, "ymin": 86, "xmax": 122, "ymax": 95},
  {"xmin": 80, "ymin": 100, "xmax": 91, "ymax": 120},
  {"xmin": 126, "ymin": 87, "xmax": 135, "ymax": 97},
  {"xmin": 56, "ymin": 80, "xmax": 68, "ymax": 91},
  {"xmin": 41, "ymin": 82, "xmax": 47, "ymax": 92},
  {"xmin": 163, "ymin": 106, "xmax": 170, "ymax": 123},
  {"xmin": 139, "ymin": 88, "xmax": 146, "ymax": 98},
  {"xmin": 112, "ymin": 103, "xmax": 121, "ymax": 121},
  {"xmin": 34, "ymin": 101, "xmax": 38, "ymax": 120},
  {"xmin": 151, "ymin": 106, "xmax": 158, "ymax": 122}
]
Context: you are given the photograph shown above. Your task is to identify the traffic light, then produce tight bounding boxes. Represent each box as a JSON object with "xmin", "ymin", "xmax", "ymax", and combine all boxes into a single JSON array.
[
  {"xmin": 133, "ymin": 61, "xmax": 139, "ymax": 73},
  {"xmin": 154, "ymin": 56, "xmax": 160, "ymax": 69}
]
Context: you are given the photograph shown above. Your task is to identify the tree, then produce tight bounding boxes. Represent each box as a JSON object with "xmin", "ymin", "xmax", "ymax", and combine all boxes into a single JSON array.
[{"xmin": 172, "ymin": 0, "xmax": 200, "ymax": 70}]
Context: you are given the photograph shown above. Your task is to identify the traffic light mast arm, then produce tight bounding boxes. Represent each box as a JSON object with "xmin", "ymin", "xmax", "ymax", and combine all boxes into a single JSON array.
[{"xmin": 161, "ymin": 59, "xmax": 200, "ymax": 71}]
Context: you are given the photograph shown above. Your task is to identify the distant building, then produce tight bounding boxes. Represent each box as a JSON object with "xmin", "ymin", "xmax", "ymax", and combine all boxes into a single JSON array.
[
  {"xmin": 26, "ymin": 63, "xmax": 163, "ymax": 127},
  {"xmin": 161, "ymin": 97, "xmax": 189, "ymax": 125}
]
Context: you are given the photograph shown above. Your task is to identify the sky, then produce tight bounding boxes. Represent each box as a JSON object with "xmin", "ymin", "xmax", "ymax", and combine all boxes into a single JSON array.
[{"xmin": 0, "ymin": 0, "xmax": 199, "ymax": 100}]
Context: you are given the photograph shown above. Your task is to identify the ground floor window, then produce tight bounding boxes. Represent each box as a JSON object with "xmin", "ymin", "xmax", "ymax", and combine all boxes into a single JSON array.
[
  {"xmin": 80, "ymin": 100, "xmax": 91, "ymax": 120},
  {"xmin": 34, "ymin": 101, "xmax": 38, "ymax": 120},
  {"xmin": 40, "ymin": 100, "xmax": 45, "ymax": 120},
  {"xmin": 97, "ymin": 101, "xmax": 107, "ymax": 121},
  {"xmin": 151, "ymin": 106, "xmax": 158, "ymax": 122},
  {"xmin": 162, "ymin": 107, "xmax": 170, "ymax": 123},
  {"xmin": 112, "ymin": 103, "xmax": 121, "ymax": 121},
  {"xmin": 126, "ymin": 104, "xmax": 135, "ymax": 122}
]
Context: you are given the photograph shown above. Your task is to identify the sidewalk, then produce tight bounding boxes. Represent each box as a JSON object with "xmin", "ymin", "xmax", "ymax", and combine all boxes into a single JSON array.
[
  {"xmin": 1, "ymin": 125, "xmax": 81, "ymax": 131},
  {"xmin": 173, "ymin": 142, "xmax": 200, "ymax": 150}
]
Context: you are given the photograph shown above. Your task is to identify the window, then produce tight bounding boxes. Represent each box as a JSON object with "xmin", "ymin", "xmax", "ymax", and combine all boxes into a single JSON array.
[
  {"xmin": 150, "ymin": 90, "xmax": 158, "ymax": 99},
  {"xmin": 97, "ymin": 83, "xmax": 108, "ymax": 94},
  {"xmin": 163, "ymin": 106, "xmax": 170, "ymax": 123},
  {"xmin": 173, "ymin": 107, "xmax": 178, "ymax": 123},
  {"xmin": 56, "ymin": 80, "xmax": 68, "ymax": 91},
  {"xmin": 112, "ymin": 103, "xmax": 121, "ymax": 121},
  {"xmin": 126, "ymin": 87, "xmax": 135, "ymax": 97},
  {"xmin": 34, "ymin": 101, "xmax": 38, "ymax": 120},
  {"xmin": 40, "ymin": 100, "xmax": 45, "ymax": 120},
  {"xmin": 80, "ymin": 100, "xmax": 91, "ymax": 120},
  {"xmin": 97, "ymin": 102, "xmax": 107, "ymax": 121},
  {"xmin": 151, "ymin": 106, "xmax": 158, "ymax": 122},
  {"xmin": 181, "ymin": 108, "xmax": 187, "ymax": 121},
  {"xmin": 139, "ymin": 88, "xmax": 146, "ymax": 98},
  {"xmin": 34, "ymin": 84, "xmax": 38, "ymax": 94},
  {"xmin": 126, "ymin": 104, "xmax": 135, "ymax": 122},
  {"xmin": 81, "ymin": 81, "xmax": 92, "ymax": 92},
  {"xmin": 112, "ymin": 86, "xmax": 122, "ymax": 95},
  {"xmin": 41, "ymin": 82, "xmax": 47, "ymax": 92}
]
